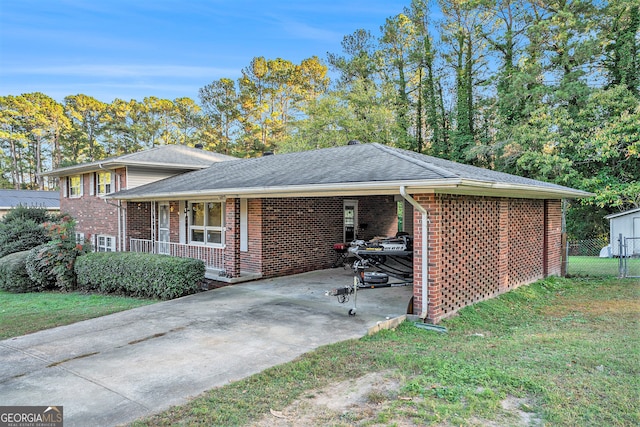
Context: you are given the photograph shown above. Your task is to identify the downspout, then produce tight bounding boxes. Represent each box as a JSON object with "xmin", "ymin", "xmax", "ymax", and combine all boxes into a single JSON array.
[
  {"xmin": 400, "ymin": 186, "xmax": 429, "ymax": 320},
  {"xmin": 99, "ymin": 163, "xmax": 124, "ymax": 252}
]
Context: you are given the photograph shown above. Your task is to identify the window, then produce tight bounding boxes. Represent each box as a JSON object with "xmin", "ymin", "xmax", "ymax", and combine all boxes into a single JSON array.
[
  {"xmin": 189, "ymin": 201, "xmax": 224, "ymax": 246},
  {"xmin": 69, "ymin": 175, "xmax": 82, "ymax": 198},
  {"xmin": 96, "ymin": 172, "xmax": 112, "ymax": 195},
  {"xmin": 96, "ymin": 235, "xmax": 115, "ymax": 252}
]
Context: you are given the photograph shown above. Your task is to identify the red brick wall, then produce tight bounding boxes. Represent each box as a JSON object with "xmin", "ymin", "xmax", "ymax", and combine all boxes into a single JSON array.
[
  {"xmin": 60, "ymin": 173, "xmax": 119, "ymax": 245},
  {"xmin": 240, "ymin": 199, "xmax": 263, "ymax": 274},
  {"xmin": 358, "ymin": 196, "xmax": 399, "ymax": 239},
  {"xmin": 507, "ymin": 199, "xmax": 545, "ymax": 289},
  {"xmin": 259, "ymin": 197, "xmax": 343, "ymax": 277},
  {"xmin": 545, "ymin": 199, "xmax": 563, "ymax": 276},
  {"xmin": 224, "ymin": 199, "xmax": 241, "ymax": 277},
  {"xmin": 168, "ymin": 202, "xmax": 181, "ymax": 243},
  {"xmin": 413, "ymin": 194, "xmax": 561, "ymax": 323},
  {"xmin": 254, "ymin": 196, "xmax": 402, "ymax": 278},
  {"xmin": 126, "ymin": 201, "xmax": 152, "ymax": 246}
]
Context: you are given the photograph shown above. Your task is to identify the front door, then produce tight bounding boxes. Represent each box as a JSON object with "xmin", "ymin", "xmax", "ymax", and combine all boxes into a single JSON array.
[
  {"xmin": 343, "ymin": 200, "xmax": 358, "ymax": 242},
  {"xmin": 158, "ymin": 203, "xmax": 170, "ymax": 254}
]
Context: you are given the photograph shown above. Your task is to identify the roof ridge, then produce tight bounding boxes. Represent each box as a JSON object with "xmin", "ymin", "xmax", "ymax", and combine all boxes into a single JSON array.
[
  {"xmin": 117, "ymin": 144, "xmax": 180, "ymax": 160},
  {"xmin": 370, "ymin": 143, "xmax": 459, "ymax": 179}
]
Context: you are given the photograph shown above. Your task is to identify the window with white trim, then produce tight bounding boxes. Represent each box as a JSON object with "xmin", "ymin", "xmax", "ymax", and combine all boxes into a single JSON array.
[
  {"xmin": 189, "ymin": 201, "xmax": 224, "ymax": 246},
  {"xmin": 96, "ymin": 171, "xmax": 113, "ymax": 195},
  {"xmin": 96, "ymin": 235, "xmax": 116, "ymax": 252},
  {"xmin": 69, "ymin": 175, "xmax": 83, "ymax": 198}
]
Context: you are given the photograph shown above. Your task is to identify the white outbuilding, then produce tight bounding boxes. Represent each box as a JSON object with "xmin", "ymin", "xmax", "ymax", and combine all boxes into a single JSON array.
[{"xmin": 605, "ymin": 207, "xmax": 640, "ymax": 256}]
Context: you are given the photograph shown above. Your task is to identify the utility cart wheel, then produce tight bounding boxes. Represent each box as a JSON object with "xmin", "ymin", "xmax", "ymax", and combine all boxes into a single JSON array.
[{"xmin": 348, "ymin": 309, "xmax": 356, "ymax": 316}]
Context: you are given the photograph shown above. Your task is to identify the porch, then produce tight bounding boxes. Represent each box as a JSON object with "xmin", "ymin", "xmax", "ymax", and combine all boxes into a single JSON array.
[{"xmin": 129, "ymin": 238, "xmax": 262, "ymax": 283}]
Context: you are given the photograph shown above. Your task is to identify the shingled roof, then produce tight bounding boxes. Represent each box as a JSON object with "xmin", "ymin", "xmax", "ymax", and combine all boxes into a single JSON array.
[
  {"xmin": 42, "ymin": 144, "xmax": 237, "ymax": 177},
  {"xmin": 0, "ymin": 190, "xmax": 60, "ymax": 210},
  {"xmin": 110, "ymin": 143, "xmax": 591, "ymax": 200}
]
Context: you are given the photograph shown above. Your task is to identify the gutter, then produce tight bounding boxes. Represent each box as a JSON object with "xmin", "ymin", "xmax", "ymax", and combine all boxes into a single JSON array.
[
  {"xmin": 400, "ymin": 186, "xmax": 429, "ymax": 320},
  {"xmin": 105, "ymin": 178, "xmax": 592, "ymax": 202}
]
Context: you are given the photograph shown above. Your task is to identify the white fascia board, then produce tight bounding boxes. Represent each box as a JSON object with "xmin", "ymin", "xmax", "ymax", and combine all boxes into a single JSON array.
[
  {"xmin": 108, "ymin": 180, "xmax": 454, "ymax": 201},
  {"xmin": 107, "ymin": 178, "xmax": 590, "ymax": 202},
  {"xmin": 445, "ymin": 179, "xmax": 594, "ymax": 199},
  {"xmin": 42, "ymin": 160, "xmax": 209, "ymax": 177}
]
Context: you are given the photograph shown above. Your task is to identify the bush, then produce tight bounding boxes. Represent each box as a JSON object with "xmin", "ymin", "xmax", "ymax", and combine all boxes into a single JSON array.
[
  {"xmin": 75, "ymin": 252, "xmax": 205, "ymax": 300},
  {"xmin": 2, "ymin": 205, "xmax": 56, "ymax": 225},
  {"xmin": 25, "ymin": 246, "xmax": 57, "ymax": 290},
  {"xmin": 0, "ymin": 251, "xmax": 39, "ymax": 293},
  {"xmin": 0, "ymin": 206, "xmax": 58, "ymax": 258},
  {"xmin": 0, "ymin": 218, "xmax": 51, "ymax": 258},
  {"xmin": 24, "ymin": 216, "xmax": 91, "ymax": 291}
]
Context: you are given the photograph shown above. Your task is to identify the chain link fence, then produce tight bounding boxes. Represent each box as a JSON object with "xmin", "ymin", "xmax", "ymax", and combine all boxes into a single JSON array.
[
  {"xmin": 620, "ymin": 237, "xmax": 640, "ymax": 278},
  {"xmin": 565, "ymin": 236, "xmax": 640, "ymax": 278},
  {"xmin": 565, "ymin": 237, "xmax": 619, "ymax": 277}
]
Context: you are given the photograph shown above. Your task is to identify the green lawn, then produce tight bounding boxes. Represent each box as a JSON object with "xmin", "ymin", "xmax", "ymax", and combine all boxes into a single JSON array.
[
  {"xmin": 2, "ymin": 278, "xmax": 637, "ymax": 426},
  {"xmin": 131, "ymin": 277, "xmax": 639, "ymax": 427},
  {"xmin": 0, "ymin": 291, "xmax": 153, "ymax": 339},
  {"xmin": 567, "ymin": 255, "xmax": 621, "ymax": 277}
]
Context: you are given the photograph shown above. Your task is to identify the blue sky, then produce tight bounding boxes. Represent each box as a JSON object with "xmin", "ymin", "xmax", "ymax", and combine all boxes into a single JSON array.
[{"xmin": 0, "ymin": 0, "xmax": 407, "ymax": 103}]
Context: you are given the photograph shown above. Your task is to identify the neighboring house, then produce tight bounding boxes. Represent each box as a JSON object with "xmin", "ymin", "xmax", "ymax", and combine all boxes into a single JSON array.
[
  {"xmin": 108, "ymin": 142, "xmax": 591, "ymax": 323},
  {"xmin": 606, "ymin": 208, "xmax": 640, "ymax": 256},
  {"xmin": 42, "ymin": 145, "xmax": 237, "ymax": 252},
  {"xmin": 0, "ymin": 189, "xmax": 60, "ymax": 218}
]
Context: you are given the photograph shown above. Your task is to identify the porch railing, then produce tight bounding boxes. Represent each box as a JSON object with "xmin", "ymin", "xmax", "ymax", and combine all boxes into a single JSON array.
[{"xmin": 129, "ymin": 238, "xmax": 225, "ymax": 270}]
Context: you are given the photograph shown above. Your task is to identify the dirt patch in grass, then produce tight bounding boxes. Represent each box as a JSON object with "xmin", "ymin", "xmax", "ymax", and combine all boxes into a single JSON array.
[
  {"xmin": 249, "ymin": 372, "xmax": 540, "ymax": 427},
  {"xmin": 250, "ymin": 371, "xmax": 407, "ymax": 426}
]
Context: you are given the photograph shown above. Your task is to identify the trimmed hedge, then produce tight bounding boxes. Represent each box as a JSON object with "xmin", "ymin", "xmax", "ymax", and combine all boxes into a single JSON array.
[
  {"xmin": 74, "ymin": 252, "xmax": 205, "ymax": 300},
  {"xmin": 0, "ymin": 250, "xmax": 39, "ymax": 293}
]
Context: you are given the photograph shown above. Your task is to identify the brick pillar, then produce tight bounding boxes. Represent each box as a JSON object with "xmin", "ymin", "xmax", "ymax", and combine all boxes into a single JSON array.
[
  {"xmin": 412, "ymin": 193, "xmax": 443, "ymax": 323},
  {"xmin": 498, "ymin": 198, "xmax": 509, "ymax": 292},
  {"xmin": 224, "ymin": 198, "xmax": 241, "ymax": 278},
  {"xmin": 545, "ymin": 199, "xmax": 562, "ymax": 277}
]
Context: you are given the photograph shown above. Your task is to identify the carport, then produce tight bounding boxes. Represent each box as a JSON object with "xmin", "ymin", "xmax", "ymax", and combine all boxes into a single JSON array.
[
  {"xmin": 0, "ymin": 269, "xmax": 412, "ymax": 427},
  {"xmin": 109, "ymin": 143, "xmax": 591, "ymax": 323}
]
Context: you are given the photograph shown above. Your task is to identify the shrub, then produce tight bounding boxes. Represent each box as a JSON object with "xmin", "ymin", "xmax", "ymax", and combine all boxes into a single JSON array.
[
  {"xmin": 0, "ymin": 206, "xmax": 58, "ymax": 258},
  {"xmin": 25, "ymin": 216, "xmax": 91, "ymax": 291},
  {"xmin": 0, "ymin": 251, "xmax": 39, "ymax": 293},
  {"xmin": 75, "ymin": 252, "xmax": 205, "ymax": 300},
  {"xmin": 0, "ymin": 218, "xmax": 51, "ymax": 258},
  {"xmin": 1, "ymin": 205, "xmax": 56, "ymax": 225},
  {"xmin": 25, "ymin": 245, "xmax": 57, "ymax": 290}
]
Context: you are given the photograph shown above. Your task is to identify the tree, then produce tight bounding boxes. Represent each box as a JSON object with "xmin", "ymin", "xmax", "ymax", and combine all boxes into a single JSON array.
[
  {"xmin": 407, "ymin": 0, "xmax": 448, "ymax": 156},
  {"xmin": 199, "ymin": 78, "xmax": 241, "ymax": 155},
  {"xmin": 63, "ymin": 94, "xmax": 107, "ymax": 163},
  {"xmin": 380, "ymin": 13, "xmax": 417, "ymax": 150},
  {"xmin": 602, "ymin": 1, "xmax": 640, "ymax": 96},
  {"xmin": 173, "ymin": 97, "xmax": 202, "ymax": 146},
  {"xmin": 438, "ymin": 0, "xmax": 492, "ymax": 163},
  {"xmin": 0, "ymin": 95, "xmax": 30, "ymax": 188}
]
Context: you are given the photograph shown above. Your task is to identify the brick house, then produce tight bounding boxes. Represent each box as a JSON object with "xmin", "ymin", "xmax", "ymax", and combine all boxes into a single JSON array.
[
  {"xmin": 42, "ymin": 145, "xmax": 236, "ymax": 251},
  {"xmin": 107, "ymin": 143, "xmax": 590, "ymax": 323}
]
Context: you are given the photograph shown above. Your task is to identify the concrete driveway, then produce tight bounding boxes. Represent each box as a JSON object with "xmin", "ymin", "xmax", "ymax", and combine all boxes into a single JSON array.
[{"xmin": 0, "ymin": 269, "xmax": 412, "ymax": 427}]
